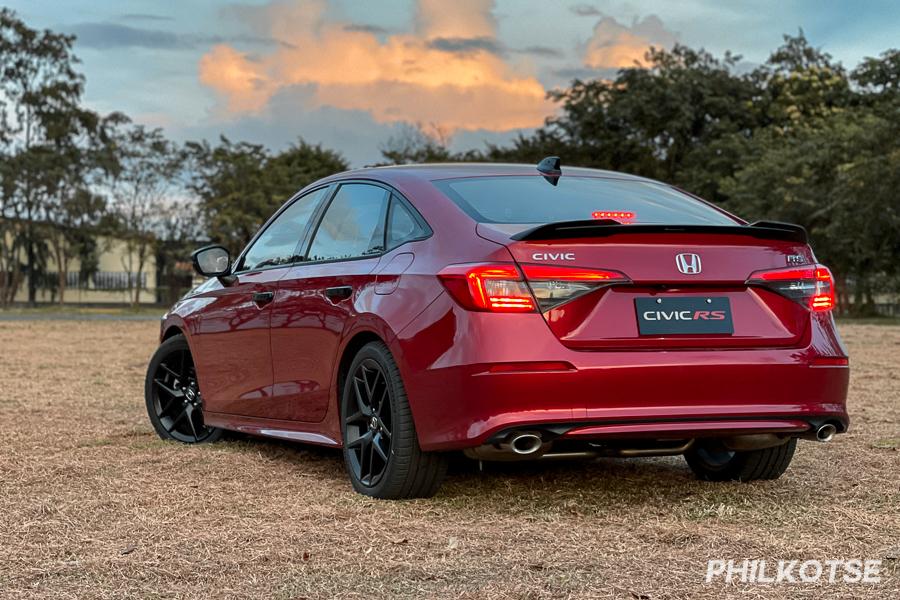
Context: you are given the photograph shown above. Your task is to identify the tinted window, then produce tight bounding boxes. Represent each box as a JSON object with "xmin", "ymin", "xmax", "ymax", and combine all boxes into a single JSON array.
[
  {"xmin": 307, "ymin": 184, "xmax": 388, "ymax": 262},
  {"xmin": 387, "ymin": 196, "xmax": 427, "ymax": 249},
  {"xmin": 241, "ymin": 187, "xmax": 327, "ymax": 271},
  {"xmin": 434, "ymin": 176, "xmax": 737, "ymax": 225}
]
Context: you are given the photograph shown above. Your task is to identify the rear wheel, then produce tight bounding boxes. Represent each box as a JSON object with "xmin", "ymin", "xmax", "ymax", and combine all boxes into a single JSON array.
[
  {"xmin": 684, "ymin": 438, "xmax": 797, "ymax": 481},
  {"xmin": 145, "ymin": 335, "xmax": 223, "ymax": 444},
  {"xmin": 341, "ymin": 342, "xmax": 447, "ymax": 499}
]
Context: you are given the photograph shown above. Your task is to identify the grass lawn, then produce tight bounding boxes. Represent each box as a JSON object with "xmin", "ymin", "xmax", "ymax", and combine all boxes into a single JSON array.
[
  {"xmin": 0, "ymin": 320, "xmax": 897, "ymax": 598},
  {"xmin": 0, "ymin": 305, "xmax": 165, "ymax": 320}
]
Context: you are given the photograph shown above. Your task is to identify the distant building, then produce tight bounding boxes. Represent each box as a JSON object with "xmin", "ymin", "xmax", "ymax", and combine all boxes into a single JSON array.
[{"xmin": 3, "ymin": 227, "xmax": 158, "ymax": 305}]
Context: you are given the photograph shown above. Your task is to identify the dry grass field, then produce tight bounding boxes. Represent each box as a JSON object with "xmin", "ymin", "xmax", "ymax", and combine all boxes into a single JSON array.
[{"xmin": 0, "ymin": 319, "xmax": 898, "ymax": 599}]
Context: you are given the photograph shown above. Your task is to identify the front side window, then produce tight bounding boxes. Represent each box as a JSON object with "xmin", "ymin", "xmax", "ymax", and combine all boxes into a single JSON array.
[
  {"xmin": 240, "ymin": 187, "xmax": 327, "ymax": 271},
  {"xmin": 306, "ymin": 183, "xmax": 388, "ymax": 262}
]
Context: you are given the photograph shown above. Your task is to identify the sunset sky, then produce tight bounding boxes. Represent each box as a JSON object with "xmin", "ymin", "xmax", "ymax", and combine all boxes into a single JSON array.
[{"xmin": 7, "ymin": 0, "xmax": 900, "ymax": 165}]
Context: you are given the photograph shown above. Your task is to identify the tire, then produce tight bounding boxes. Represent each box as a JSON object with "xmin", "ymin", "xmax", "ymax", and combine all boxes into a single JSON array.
[
  {"xmin": 684, "ymin": 438, "xmax": 797, "ymax": 481},
  {"xmin": 341, "ymin": 341, "xmax": 448, "ymax": 499},
  {"xmin": 145, "ymin": 335, "xmax": 224, "ymax": 444}
]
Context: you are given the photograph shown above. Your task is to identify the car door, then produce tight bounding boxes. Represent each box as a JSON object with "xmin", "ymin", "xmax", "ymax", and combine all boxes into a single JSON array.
[
  {"xmin": 268, "ymin": 182, "xmax": 390, "ymax": 422},
  {"xmin": 196, "ymin": 187, "xmax": 328, "ymax": 418}
]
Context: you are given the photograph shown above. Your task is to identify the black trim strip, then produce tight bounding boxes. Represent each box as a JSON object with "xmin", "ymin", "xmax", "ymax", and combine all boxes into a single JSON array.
[
  {"xmin": 511, "ymin": 220, "xmax": 808, "ymax": 244},
  {"xmin": 486, "ymin": 414, "xmax": 847, "ymax": 443}
]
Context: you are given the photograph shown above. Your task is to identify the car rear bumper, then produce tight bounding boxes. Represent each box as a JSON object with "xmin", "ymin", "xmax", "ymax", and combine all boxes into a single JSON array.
[{"xmin": 395, "ymin": 296, "xmax": 850, "ymax": 451}]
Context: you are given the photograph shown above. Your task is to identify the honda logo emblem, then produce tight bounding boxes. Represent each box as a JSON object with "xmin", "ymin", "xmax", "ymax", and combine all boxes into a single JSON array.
[{"xmin": 675, "ymin": 253, "xmax": 702, "ymax": 274}]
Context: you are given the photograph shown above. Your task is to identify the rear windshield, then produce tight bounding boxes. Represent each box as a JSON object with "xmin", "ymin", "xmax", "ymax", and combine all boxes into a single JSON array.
[{"xmin": 433, "ymin": 176, "xmax": 737, "ymax": 225}]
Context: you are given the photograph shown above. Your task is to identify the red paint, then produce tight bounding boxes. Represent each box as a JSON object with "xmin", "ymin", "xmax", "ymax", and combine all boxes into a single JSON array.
[{"xmin": 160, "ymin": 164, "xmax": 849, "ymax": 452}]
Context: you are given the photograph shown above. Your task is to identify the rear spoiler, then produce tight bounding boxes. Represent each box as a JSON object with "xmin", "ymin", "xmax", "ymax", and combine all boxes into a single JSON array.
[{"xmin": 510, "ymin": 219, "xmax": 808, "ymax": 244}]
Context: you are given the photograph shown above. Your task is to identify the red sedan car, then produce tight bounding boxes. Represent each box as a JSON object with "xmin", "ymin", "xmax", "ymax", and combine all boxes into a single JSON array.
[{"xmin": 145, "ymin": 159, "xmax": 849, "ymax": 499}]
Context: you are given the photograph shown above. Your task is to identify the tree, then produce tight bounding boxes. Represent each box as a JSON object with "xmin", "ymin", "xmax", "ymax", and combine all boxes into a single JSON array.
[
  {"xmin": 380, "ymin": 123, "xmax": 454, "ymax": 164},
  {"xmin": 39, "ymin": 109, "xmax": 114, "ymax": 304},
  {"xmin": 0, "ymin": 8, "xmax": 88, "ymax": 305},
  {"xmin": 0, "ymin": 155, "xmax": 23, "ymax": 305},
  {"xmin": 721, "ymin": 109, "xmax": 900, "ymax": 313},
  {"xmin": 105, "ymin": 122, "xmax": 181, "ymax": 306},
  {"xmin": 186, "ymin": 137, "xmax": 348, "ymax": 255},
  {"xmin": 484, "ymin": 45, "xmax": 759, "ymax": 203},
  {"xmin": 750, "ymin": 32, "xmax": 853, "ymax": 129}
]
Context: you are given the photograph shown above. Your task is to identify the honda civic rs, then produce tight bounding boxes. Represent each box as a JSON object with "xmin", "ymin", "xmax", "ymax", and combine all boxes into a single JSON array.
[{"xmin": 145, "ymin": 159, "xmax": 849, "ymax": 499}]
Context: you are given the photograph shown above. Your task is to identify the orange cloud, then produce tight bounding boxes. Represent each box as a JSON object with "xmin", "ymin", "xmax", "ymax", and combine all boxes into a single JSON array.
[
  {"xmin": 199, "ymin": 0, "xmax": 552, "ymax": 131},
  {"xmin": 583, "ymin": 15, "xmax": 678, "ymax": 69},
  {"xmin": 415, "ymin": 0, "xmax": 496, "ymax": 39}
]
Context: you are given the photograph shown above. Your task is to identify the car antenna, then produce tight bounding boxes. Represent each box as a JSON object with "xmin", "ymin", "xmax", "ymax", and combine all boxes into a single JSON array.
[{"xmin": 536, "ymin": 156, "xmax": 562, "ymax": 186}]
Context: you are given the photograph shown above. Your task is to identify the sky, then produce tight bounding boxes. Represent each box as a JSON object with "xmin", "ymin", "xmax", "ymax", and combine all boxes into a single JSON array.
[{"xmin": 7, "ymin": 0, "xmax": 900, "ymax": 166}]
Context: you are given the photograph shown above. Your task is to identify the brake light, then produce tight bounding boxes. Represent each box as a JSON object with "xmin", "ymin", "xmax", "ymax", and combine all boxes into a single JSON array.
[
  {"xmin": 438, "ymin": 264, "xmax": 535, "ymax": 312},
  {"xmin": 746, "ymin": 265, "xmax": 836, "ymax": 311},
  {"xmin": 592, "ymin": 211, "xmax": 635, "ymax": 222},
  {"xmin": 439, "ymin": 263, "xmax": 629, "ymax": 313}
]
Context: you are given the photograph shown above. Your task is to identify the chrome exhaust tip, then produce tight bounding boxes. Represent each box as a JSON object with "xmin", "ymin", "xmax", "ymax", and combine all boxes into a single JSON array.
[
  {"xmin": 816, "ymin": 423, "xmax": 837, "ymax": 443},
  {"xmin": 463, "ymin": 431, "xmax": 550, "ymax": 461},
  {"xmin": 509, "ymin": 433, "xmax": 544, "ymax": 455}
]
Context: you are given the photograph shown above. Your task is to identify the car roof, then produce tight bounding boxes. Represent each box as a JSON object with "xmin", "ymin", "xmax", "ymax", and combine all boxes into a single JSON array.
[{"xmin": 319, "ymin": 163, "xmax": 658, "ymax": 185}]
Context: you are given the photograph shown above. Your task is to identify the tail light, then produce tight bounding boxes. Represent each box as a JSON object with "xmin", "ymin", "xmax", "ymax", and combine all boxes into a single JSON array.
[
  {"xmin": 438, "ymin": 263, "xmax": 628, "ymax": 313},
  {"xmin": 746, "ymin": 265, "xmax": 836, "ymax": 311},
  {"xmin": 521, "ymin": 264, "xmax": 629, "ymax": 311},
  {"xmin": 438, "ymin": 264, "xmax": 535, "ymax": 312}
]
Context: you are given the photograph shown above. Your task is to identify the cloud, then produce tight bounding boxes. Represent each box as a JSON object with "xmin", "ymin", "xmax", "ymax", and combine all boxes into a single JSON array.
[
  {"xmin": 118, "ymin": 13, "xmax": 175, "ymax": 23},
  {"xmin": 198, "ymin": 0, "xmax": 553, "ymax": 132},
  {"xmin": 583, "ymin": 15, "xmax": 678, "ymax": 68},
  {"xmin": 427, "ymin": 36, "xmax": 503, "ymax": 55},
  {"xmin": 414, "ymin": 0, "xmax": 496, "ymax": 39},
  {"xmin": 342, "ymin": 23, "xmax": 391, "ymax": 35},
  {"xmin": 570, "ymin": 4, "xmax": 602, "ymax": 17},
  {"xmin": 514, "ymin": 45, "xmax": 565, "ymax": 59},
  {"xmin": 180, "ymin": 83, "xmax": 535, "ymax": 167},
  {"xmin": 68, "ymin": 22, "xmax": 281, "ymax": 51},
  {"xmin": 69, "ymin": 23, "xmax": 190, "ymax": 50}
]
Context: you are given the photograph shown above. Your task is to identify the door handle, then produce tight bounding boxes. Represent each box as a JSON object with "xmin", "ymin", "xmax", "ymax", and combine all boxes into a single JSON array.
[
  {"xmin": 252, "ymin": 291, "xmax": 275, "ymax": 305},
  {"xmin": 325, "ymin": 286, "xmax": 353, "ymax": 302}
]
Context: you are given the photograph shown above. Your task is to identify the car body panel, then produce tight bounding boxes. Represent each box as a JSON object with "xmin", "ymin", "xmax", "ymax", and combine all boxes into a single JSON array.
[
  {"xmin": 193, "ymin": 267, "xmax": 289, "ymax": 416},
  {"xmin": 269, "ymin": 256, "xmax": 383, "ymax": 422},
  {"xmin": 393, "ymin": 292, "xmax": 848, "ymax": 450}
]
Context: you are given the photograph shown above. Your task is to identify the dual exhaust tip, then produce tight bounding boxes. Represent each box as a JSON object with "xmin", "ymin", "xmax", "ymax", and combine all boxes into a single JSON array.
[
  {"xmin": 509, "ymin": 432, "xmax": 544, "ymax": 455},
  {"xmin": 815, "ymin": 423, "xmax": 837, "ymax": 443},
  {"xmin": 511, "ymin": 424, "xmax": 837, "ymax": 451},
  {"xmin": 476, "ymin": 423, "xmax": 838, "ymax": 462}
]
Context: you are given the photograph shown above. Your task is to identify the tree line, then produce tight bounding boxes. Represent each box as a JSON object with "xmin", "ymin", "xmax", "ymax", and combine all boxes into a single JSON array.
[
  {"xmin": 1, "ymin": 6, "xmax": 898, "ymax": 313},
  {"xmin": 0, "ymin": 9, "xmax": 346, "ymax": 306},
  {"xmin": 383, "ymin": 36, "xmax": 900, "ymax": 314}
]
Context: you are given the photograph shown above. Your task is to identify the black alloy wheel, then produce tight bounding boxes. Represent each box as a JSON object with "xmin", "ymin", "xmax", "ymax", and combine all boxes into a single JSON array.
[
  {"xmin": 145, "ymin": 335, "xmax": 223, "ymax": 444},
  {"xmin": 341, "ymin": 341, "xmax": 447, "ymax": 499},
  {"xmin": 344, "ymin": 358, "xmax": 393, "ymax": 487}
]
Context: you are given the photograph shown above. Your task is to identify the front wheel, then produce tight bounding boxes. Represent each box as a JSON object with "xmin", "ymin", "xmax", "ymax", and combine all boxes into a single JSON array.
[
  {"xmin": 341, "ymin": 342, "xmax": 447, "ymax": 499},
  {"xmin": 145, "ymin": 335, "xmax": 223, "ymax": 444},
  {"xmin": 684, "ymin": 438, "xmax": 797, "ymax": 481}
]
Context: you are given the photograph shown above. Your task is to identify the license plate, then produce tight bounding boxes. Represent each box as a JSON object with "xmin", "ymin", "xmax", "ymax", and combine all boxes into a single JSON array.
[{"xmin": 635, "ymin": 297, "xmax": 734, "ymax": 335}]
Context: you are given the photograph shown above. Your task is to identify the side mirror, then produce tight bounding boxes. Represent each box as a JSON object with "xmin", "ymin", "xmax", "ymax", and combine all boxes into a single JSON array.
[{"xmin": 191, "ymin": 245, "xmax": 231, "ymax": 278}]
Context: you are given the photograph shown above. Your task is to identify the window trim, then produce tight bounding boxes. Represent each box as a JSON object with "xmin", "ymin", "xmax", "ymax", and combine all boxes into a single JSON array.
[
  {"xmin": 296, "ymin": 180, "xmax": 433, "ymax": 267},
  {"xmin": 232, "ymin": 183, "xmax": 335, "ymax": 275}
]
